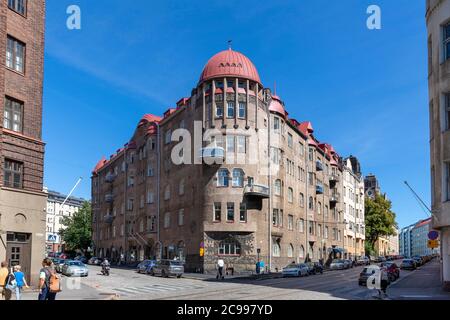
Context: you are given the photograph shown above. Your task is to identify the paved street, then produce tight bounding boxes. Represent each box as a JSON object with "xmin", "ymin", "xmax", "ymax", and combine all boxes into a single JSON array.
[{"xmin": 15, "ymin": 259, "xmax": 449, "ymax": 300}]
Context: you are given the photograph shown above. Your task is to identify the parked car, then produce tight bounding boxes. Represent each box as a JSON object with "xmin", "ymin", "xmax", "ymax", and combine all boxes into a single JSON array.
[
  {"xmin": 305, "ymin": 262, "xmax": 324, "ymax": 275},
  {"xmin": 62, "ymin": 260, "xmax": 89, "ymax": 277},
  {"xmin": 88, "ymin": 257, "xmax": 103, "ymax": 265},
  {"xmin": 282, "ymin": 263, "xmax": 310, "ymax": 277},
  {"xmin": 380, "ymin": 262, "xmax": 400, "ymax": 282},
  {"xmin": 357, "ymin": 256, "xmax": 370, "ymax": 266},
  {"xmin": 359, "ymin": 266, "xmax": 377, "ymax": 286},
  {"xmin": 330, "ymin": 259, "xmax": 346, "ymax": 270},
  {"xmin": 400, "ymin": 259, "xmax": 417, "ymax": 270},
  {"xmin": 411, "ymin": 256, "xmax": 423, "ymax": 266},
  {"xmin": 150, "ymin": 260, "xmax": 184, "ymax": 278},
  {"xmin": 344, "ymin": 259, "xmax": 354, "ymax": 268},
  {"xmin": 52, "ymin": 258, "xmax": 66, "ymax": 273},
  {"xmin": 137, "ymin": 260, "xmax": 157, "ymax": 273}
]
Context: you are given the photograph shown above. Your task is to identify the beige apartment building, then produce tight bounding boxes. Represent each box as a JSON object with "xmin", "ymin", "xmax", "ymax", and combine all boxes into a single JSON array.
[
  {"xmin": 342, "ymin": 157, "xmax": 365, "ymax": 259},
  {"xmin": 0, "ymin": 0, "xmax": 46, "ymax": 286},
  {"xmin": 427, "ymin": 0, "xmax": 450, "ymax": 290},
  {"xmin": 92, "ymin": 49, "xmax": 348, "ymax": 273}
]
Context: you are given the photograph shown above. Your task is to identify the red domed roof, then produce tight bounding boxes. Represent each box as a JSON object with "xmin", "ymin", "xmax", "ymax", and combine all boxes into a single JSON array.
[
  {"xmin": 199, "ymin": 49, "xmax": 261, "ymax": 84},
  {"xmin": 269, "ymin": 95, "xmax": 288, "ymax": 118}
]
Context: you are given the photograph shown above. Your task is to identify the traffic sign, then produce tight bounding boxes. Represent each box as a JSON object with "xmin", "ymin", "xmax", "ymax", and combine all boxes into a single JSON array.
[
  {"xmin": 199, "ymin": 248, "xmax": 204, "ymax": 257},
  {"xmin": 428, "ymin": 240, "xmax": 439, "ymax": 249},
  {"xmin": 428, "ymin": 230, "xmax": 439, "ymax": 241}
]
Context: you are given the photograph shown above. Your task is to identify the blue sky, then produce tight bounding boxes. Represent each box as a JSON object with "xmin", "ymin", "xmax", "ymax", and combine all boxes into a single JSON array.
[{"xmin": 43, "ymin": 0, "xmax": 430, "ymax": 228}]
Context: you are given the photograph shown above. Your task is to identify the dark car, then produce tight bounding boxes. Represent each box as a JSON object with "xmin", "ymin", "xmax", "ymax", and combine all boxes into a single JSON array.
[
  {"xmin": 358, "ymin": 267, "xmax": 378, "ymax": 286},
  {"xmin": 380, "ymin": 262, "xmax": 400, "ymax": 282},
  {"xmin": 411, "ymin": 256, "xmax": 423, "ymax": 266},
  {"xmin": 306, "ymin": 262, "xmax": 324, "ymax": 275},
  {"xmin": 75, "ymin": 256, "xmax": 88, "ymax": 264},
  {"xmin": 400, "ymin": 259, "xmax": 416, "ymax": 270}
]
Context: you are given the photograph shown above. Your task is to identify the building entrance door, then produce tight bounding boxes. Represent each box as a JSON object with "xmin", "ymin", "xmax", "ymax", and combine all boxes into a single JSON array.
[{"xmin": 6, "ymin": 232, "xmax": 32, "ymax": 283}]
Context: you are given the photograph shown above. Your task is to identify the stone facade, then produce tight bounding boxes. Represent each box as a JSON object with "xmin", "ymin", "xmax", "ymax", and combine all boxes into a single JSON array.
[
  {"xmin": 0, "ymin": 0, "xmax": 46, "ymax": 286},
  {"xmin": 92, "ymin": 49, "xmax": 347, "ymax": 273},
  {"xmin": 426, "ymin": 0, "xmax": 450, "ymax": 290}
]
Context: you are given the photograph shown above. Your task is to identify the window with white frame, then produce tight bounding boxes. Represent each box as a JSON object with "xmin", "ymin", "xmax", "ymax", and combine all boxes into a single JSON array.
[
  {"xmin": 288, "ymin": 244, "xmax": 294, "ymax": 258},
  {"xmin": 214, "ymin": 202, "xmax": 221, "ymax": 221},
  {"xmin": 298, "ymin": 219, "xmax": 305, "ymax": 233},
  {"xmin": 227, "ymin": 203, "xmax": 235, "ymax": 221},
  {"xmin": 238, "ymin": 102, "xmax": 246, "ymax": 118},
  {"xmin": 239, "ymin": 203, "xmax": 247, "ymax": 222},
  {"xmin": 237, "ymin": 136, "xmax": 246, "ymax": 154},
  {"xmin": 227, "ymin": 101, "xmax": 235, "ymax": 118},
  {"xmin": 232, "ymin": 168, "xmax": 244, "ymax": 187},
  {"xmin": 219, "ymin": 239, "xmax": 241, "ymax": 256},
  {"xmin": 274, "ymin": 179, "xmax": 282, "ymax": 196},
  {"xmin": 216, "ymin": 103, "xmax": 223, "ymax": 118},
  {"xmin": 227, "ymin": 135, "xmax": 235, "ymax": 153},
  {"xmin": 6, "ymin": 36, "xmax": 25, "ymax": 73},
  {"xmin": 3, "ymin": 97, "xmax": 23, "ymax": 133},
  {"xmin": 217, "ymin": 169, "xmax": 230, "ymax": 187}
]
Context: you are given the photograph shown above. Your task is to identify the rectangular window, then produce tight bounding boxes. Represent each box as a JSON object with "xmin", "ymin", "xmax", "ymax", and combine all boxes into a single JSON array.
[
  {"xmin": 178, "ymin": 209, "xmax": 184, "ymax": 226},
  {"xmin": 3, "ymin": 159, "xmax": 23, "ymax": 188},
  {"xmin": 6, "ymin": 36, "xmax": 25, "ymax": 73},
  {"xmin": 4, "ymin": 97, "xmax": 23, "ymax": 133},
  {"xmin": 227, "ymin": 101, "xmax": 235, "ymax": 118},
  {"xmin": 127, "ymin": 199, "xmax": 134, "ymax": 211},
  {"xmin": 164, "ymin": 213, "xmax": 170, "ymax": 228},
  {"xmin": 273, "ymin": 117, "xmax": 280, "ymax": 132},
  {"xmin": 299, "ymin": 193, "xmax": 304, "ymax": 207},
  {"xmin": 273, "ymin": 209, "xmax": 278, "ymax": 226},
  {"xmin": 308, "ymin": 148, "xmax": 314, "ymax": 161},
  {"xmin": 446, "ymin": 93, "xmax": 450, "ymax": 131},
  {"xmin": 238, "ymin": 102, "xmax": 246, "ymax": 118},
  {"xmin": 239, "ymin": 203, "xmax": 247, "ymax": 222},
  {"xmin": 446, "ymin": 162, "xmax": 450, "ymax": 201},
  {"xmin": 165, "ymin": 129, "xmax": 172, "ymax": 144},
  {"xmin": 309, "ymin": 221, "xmax": 314, "ymax": 235},
  {"xmin": 214, "ymin": 202, "xmax": 222, "ymax": 221},
  {"xmin": 140, "ymin": 195, "xmax": 144, "ymax": 208},
  {"xmin": 227, "ymin": 135, "xmax": 235, "ymax": 153},
  {"xmin": 299, "ymin": 219, "xmax": 305, "ymax": 233},
  {"xmin": 227, "ymin": 203, "xmax": 235, "ymax": 221},
  {"xmin": 299, "ymin": 142, "xmax": 304, "ymax": 156},
  {"xmin": 237, "ymin": 136, "xmax": 246, "ymax": 154},
  {"xmin": 318, "ymin": 224, "xmax": 322, "ymax": 237},
  {"xmin": 8, "ymin": 0, "xmax": 26, "ymax": 15},
  {"xmin": 288, "ymin": 215, "xmax": 293, "ymax": 231},
  {"xmin": 288, "ymin": 133, "xmax": 293, "ymax": 148},
  {"xmin": 445, "ymin": 22, "xmax": 450, "ymax": 61},
  {"xmin": 216, "ymin": 103, "xmax": 223, "ymax": 118},
  {"xmin": 147, "ymin": 165, "xmax": 154, "ymax": 177}
]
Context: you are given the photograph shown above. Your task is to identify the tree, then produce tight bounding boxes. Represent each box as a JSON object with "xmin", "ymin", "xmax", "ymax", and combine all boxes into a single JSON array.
[
  {"xmin": 365, "ymin": 194, "xmax": 397, "ymax": 255},
  {"xmin": 60, "ymin": 201, "xmax": 92, "ymax": 254}
]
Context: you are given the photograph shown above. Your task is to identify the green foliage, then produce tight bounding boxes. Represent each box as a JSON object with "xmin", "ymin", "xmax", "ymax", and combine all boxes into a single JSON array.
[
  {"xmin": 59, "ymin": 201, "xmax": 92, "ymax": 253},
  {"xmin": 365, "ymin": 194, "xmax": 397, "ymax": 250}
]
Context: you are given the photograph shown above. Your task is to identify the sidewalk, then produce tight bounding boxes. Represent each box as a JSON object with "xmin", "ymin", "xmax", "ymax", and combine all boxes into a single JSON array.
[{"xmin": 387, "ymin": 259, "xmax": 450, "ymax": 300}]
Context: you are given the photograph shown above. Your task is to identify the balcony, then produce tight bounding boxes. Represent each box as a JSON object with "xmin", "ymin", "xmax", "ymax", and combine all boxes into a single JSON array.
[
  {"xmin": 105, "ymin": 173, "xmax": 116, "ymax": 183},
  {"xmin": 198, "ymin": 147, "xmax": 225, "ymax": 163},
  {"xmin": 316, "ymin": 160, "xmax": 324, "ymax": 171},
  {"xmin": 316, "ymin": 184, "xmax": 324, "ymax": 195},
  {"xmin": 329, "ymin": 174, "xmax": 339, "ymax": 183},
  {"xmin": 104, "ymin": 215, "xmax": 114, "ymax": 224},
  {"xmin": 244, "ymin": 184, "xmax": 270, "ymax": 199},
  {"xmin": 330, "ymin": 192, "xmax": 340, "ymax": 204},
  {"xmin": 105, "ymin": 194, "xmax": 114, "ymax": 203}
]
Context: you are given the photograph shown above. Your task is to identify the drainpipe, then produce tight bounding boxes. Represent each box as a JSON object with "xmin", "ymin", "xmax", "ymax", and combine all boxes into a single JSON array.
[
  {"xmin": 156, "ymin": 122, "xmax": 161, "ymax": 259},
  {"xmin": 267, "ymin": 92, "xmax": 272, "ymax": 273}
]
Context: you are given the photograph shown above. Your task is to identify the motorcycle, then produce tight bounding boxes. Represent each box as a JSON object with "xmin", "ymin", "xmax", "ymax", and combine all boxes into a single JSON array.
[{"xmin": 101, "ymin": 265, "xmax": 110, "ymax": 276}]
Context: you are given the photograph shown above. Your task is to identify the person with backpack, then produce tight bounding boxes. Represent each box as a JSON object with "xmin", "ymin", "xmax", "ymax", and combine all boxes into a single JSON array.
[
  {"xmin": 38, "ymin": 258, "xmax": 60, "ymax": 300},
  {"xmin": 13, "ymin": 265, "xmax": 29, "ymax": 300},
  {"xmin": 0, "ymin": 261, "xmax": 12, "ymax": 300}
]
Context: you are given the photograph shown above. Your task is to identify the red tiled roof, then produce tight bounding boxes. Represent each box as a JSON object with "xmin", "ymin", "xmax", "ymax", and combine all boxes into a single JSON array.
[
  {"xmin": 92, "ymin": 156, "xmax": 107, "ymax": 175},
  {"xmin": 269, "ymin": 95, "xmax": 288, "ymax": 118}
]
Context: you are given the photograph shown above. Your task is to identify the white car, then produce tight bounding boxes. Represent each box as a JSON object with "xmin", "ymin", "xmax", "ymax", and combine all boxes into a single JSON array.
[
  {"xmin": 62, "ymin": 260, "xmax": 89, "ymax": 277},
  {"xmin": 330, "ymin": 259, "xmax": 346, "ymax": 270},
  {"xmin": 282, "ymin": 263, "xmax": 309, "ymax": 277}
]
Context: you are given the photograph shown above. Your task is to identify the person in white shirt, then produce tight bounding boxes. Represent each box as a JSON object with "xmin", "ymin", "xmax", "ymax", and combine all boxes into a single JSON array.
[{"xmin": 216, "ymin": 259, "xmax": 225, "ymax": 280}]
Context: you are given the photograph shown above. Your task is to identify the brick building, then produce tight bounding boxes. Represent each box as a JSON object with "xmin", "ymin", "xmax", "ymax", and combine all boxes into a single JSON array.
[
  {"xmin": 92, "ymin": 49, "xmax": 348, "ymax": 273},
  {"xmin": 0, "ymin": 0, "xmax": 46, "ymax": 285}
]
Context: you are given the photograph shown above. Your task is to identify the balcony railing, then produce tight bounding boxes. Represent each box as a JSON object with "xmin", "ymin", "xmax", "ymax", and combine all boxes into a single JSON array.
[
  {"xmin": 316, "ymin": 160, "xmax": 324, "ymax": 171},
  {"xmin": 244, "ymin": 184, "xmax": 270, "ymax": 199},
  {"xmin": 198, "ymin": 147, "xmax": 225, "ymax": 163},
  {"xmin": 329, "ymin": 174, "xmax": 339, "ymax": 183},
  {"xmin": 105, "ymin": 194, "xmax": 114, "ymax": 203},
  {"xmin": 330, "ymin": 192, "xmax": 340, "ymax": 203},
  {"xmin": 316, "ymin": 184, "xmax": 324, "ymax": 195}
]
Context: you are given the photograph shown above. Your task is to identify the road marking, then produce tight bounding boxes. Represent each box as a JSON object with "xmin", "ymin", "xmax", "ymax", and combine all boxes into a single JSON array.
[{"xmin": 400, "ymin": 295, "xmax": 432, "ymax": 298}]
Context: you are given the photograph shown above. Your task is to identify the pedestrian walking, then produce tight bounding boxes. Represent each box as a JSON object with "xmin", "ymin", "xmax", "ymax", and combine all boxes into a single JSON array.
[
  {"xmin": 0, "ymin": 261, "xmax": 12, "ymax": 300},
  {"xmin": 216, "ymin": 258, "xmax": 225, "ymax": 280},
  {"xmin": 13, "ymin": 265, "xmax": 29, "ymax": 300},
  {"xmin": 38, "ymin": 258, "xmax": 58, "ymax": 301}
]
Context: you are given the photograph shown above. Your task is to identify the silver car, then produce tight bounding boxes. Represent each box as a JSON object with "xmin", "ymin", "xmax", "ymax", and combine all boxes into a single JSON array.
[
  {"xmin": 150, "ymin": 260, "xmax": 184, "ymax": 278},
  {"xmin": 62, "ymin": 260, "xmax": 89, "ymax": 277},
  {"xmin": 282, "ymin": 263, "xmax": 309, "ymax": 277},
  {"xmin": 330, "ymin": 259, "xmax": 345, "ymax": 270}
]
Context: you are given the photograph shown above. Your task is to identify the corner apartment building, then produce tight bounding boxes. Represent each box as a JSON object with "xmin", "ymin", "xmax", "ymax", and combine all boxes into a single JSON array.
[
  {"xmin": 400, "ymin": 218, "xmax": 438, "ymax": 257},
  {"xmin": 92, "ymin": 49, "xmax": 347, "ymax": 273},
  {"xmin": 0, "ymin": 0, "xmax": 46, "ymax": 285},
  {"xmin": 399, "ymin": 224, "xmax": 415, "ymax": 258},
  {"xmin": 426, "ymin": 0, "xmax": 450, "ymax": 290},
  {"xmin": 44, "ymin": 188, "xmax": 85, "ymax": 253},
  {"xmin": 342, "ymin": 156, "xmax": 365, "ymax": 259}
]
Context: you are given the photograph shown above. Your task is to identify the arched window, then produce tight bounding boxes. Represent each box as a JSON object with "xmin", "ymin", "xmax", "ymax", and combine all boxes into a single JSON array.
[
  {"xmin": 287, "ymin": 188, "xmax": 293, "ymax": 203},
  {"xmin": 273, "ymin": 241, "xmax": 281, "ymax": 257},
  {"xmin": 274, "ymin": 180, "xmax": 282, "ymax": 196},
  {"xmin": 299, "ymin": 193, "xmax": 305, "ymax": 207},
  {"xmin": 299, "ymin": 246, "xmax": 305, "ymax": 259},
  {"xmin": 288, "ymin": 244, "xmax": 294, "ymax": 258},
  {"xmin": 219, "ymin": 239, "xmax": 241, "ymax": 256},
  {"xmin": 317, "ymin": 202, "xmax": 322, "ymax": 214},
  {"xmin": 217, "ymin": 169, "xmax": 230, "ymax": 187},
  {"xmin": 309, "ymin": 197, "xmax": 314, "ymax": 210},
  {"xmin": 179, "ymin": 179, "xmax": 185, "ymax": 195},
  {"xmin": 232, "ymin": 169, "xmax": 245, "ymax": 187}
]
